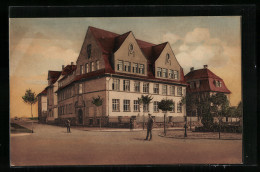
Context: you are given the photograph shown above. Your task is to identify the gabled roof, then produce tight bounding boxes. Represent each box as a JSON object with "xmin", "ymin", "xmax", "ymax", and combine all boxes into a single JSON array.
[
  {"xmin": 37, "ymin": 88, "xmax": 47, "ymax": 97},
  {"xmin": 48, "ymin": 71, "xmax": 61, "ymax": 85},
  {"xmin": 185, "ymin": 68, "xmax": 231, "ymax": 94},
  {"xmin": 61, "ymin": 65, "xmax": 77, "ymax": 76},
  {"xmin": 185, "ymin": 68, "xmax": 221, "ymax": 81},
  {"xmin": 57, "ymin": 26, "xmax": 186, "ymax": 92}
]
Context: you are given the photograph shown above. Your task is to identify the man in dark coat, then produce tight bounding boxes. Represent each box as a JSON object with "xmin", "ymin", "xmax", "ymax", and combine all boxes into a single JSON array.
[
  {"xmin": 66, "ymin": 120, "xmax": 71, "ymax": 133},
  {"xmin": 145, "ymin": 114, "xmax": 154, "ymax": 141}
]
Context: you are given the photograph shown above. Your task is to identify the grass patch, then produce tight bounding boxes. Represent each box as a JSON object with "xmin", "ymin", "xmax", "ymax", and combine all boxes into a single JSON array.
[{"xmin": 11, "ymin": 123, "xmax": 32, "ymax": 133}]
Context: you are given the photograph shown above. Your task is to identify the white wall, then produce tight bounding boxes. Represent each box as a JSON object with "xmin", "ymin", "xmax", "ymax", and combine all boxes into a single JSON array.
[{"xmin": 106, "ymin": 76, "xmax": 186, "ymax": 118}]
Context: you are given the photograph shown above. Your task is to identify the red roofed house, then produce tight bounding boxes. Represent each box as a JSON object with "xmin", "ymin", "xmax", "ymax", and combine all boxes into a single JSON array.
[
  {"xmin": 55, "ymin": 26, "xmax": 187, "ymax": 127},
  {"xmin": 184, "ymin": 65, "xmax": 231, "ymax": 117},
  {"xmin": 37, "ymin": 88, "xmax": 47, "ymax": 123}
]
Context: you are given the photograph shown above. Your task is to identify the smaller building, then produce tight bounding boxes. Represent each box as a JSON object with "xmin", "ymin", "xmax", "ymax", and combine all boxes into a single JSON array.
[
  {"xmin": 46, "ymin": 70, "xmax": 62, "ymax": 124},
  {"xmin": 185, "ymin": 65, "xmax": 231, "ymax": 117},
  {"xmin": 37, "ymin": 88, "xmax": 47, "ymax": 123}
]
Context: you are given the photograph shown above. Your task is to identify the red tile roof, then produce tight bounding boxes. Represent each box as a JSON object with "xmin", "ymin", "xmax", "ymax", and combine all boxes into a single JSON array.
[
  {"xmin": 48, "ymin": 71, "xmax": 61, "ymax": 84},
  {"xmin": 37, "ymin": 88, "xmax": 47, "ymax": 96},
  {"xmin": 61, "ymin": 65, "xmax": 77, "ymax": 76},
  {"xmin": 56, "ymin": 26, "xmax": 187, "ymax": 92},
  {"xmin": 185, "ymin": 68, "xmax": 231, "ymax": 94}
]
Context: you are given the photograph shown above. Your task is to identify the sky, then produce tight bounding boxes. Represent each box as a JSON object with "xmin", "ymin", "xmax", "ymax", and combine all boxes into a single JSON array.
[{"xmin": 9, "ymin": 17, "xmax": 241, "ymax": 117}]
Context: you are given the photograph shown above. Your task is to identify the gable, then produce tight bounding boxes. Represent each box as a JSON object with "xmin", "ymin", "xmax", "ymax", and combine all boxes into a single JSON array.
[
  {"xmin": 155, "ymin": 43, "xmax": 181, "ymax": 70},
  {"xmin": 114, "ymin": 32, "xmax": 147, "ymax": 75},
  {"xmin": 76, "ymin": 28, "xmax": 105, "ymax": 75}
]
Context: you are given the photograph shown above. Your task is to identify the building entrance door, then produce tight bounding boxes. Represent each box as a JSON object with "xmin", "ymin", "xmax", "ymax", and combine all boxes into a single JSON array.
[{"xmin": 78, "ymin": 109, "xmax": 83, "ymax": 125}]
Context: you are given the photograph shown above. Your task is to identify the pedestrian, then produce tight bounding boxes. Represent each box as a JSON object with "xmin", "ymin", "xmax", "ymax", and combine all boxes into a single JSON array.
[
  {"xmin": 145, "ymin": 114, "xmax": 154, "ymax": 141},
  {"xmin": 66, "ymin": 119, "xmax": 71, "ymax": 133},
  {"xmin": 130, "ymin": 118, "xmax": 133, "ymax": 131}
]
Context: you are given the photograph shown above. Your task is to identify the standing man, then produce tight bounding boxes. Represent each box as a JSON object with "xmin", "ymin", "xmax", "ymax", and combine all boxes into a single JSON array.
[
  {"xmin": 145, "ymin": 114, "xmax": 154, "ymax": 141},
  {"xmin": 66, "ymin": 119, "xmax": 71, "ymax": 133}
]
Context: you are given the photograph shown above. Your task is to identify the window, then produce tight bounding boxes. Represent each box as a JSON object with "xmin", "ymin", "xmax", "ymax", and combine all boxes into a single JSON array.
[
  {"xmin": 169, "ymin": 70, "xmax": 174, "ymax": 79},
  {"xmin": 112, "ymin": 99, "xmax": 120, "ymax": 112},
  {"xmin": 177, "ymin": 87, "xmax": 182, "ymax": 96},
  {"xmin": 123, "ymin": 100, "xmax": 130, "ymax": 112},
  {"xmin": 153, "ymin": 84, "xmax": 159, "ymax": 94},
  {"xmin": 143, "ymin": 83, "xmax": 149, "ymax": 93},
  {"xmin": 133, "ymin": 63, "xmax": 138, "ymax": 73},
  {"xmin": 87, "ymin": 44, "xmax": 91, "ymax": 58},
  {"xmin": 123, "ymin": 80, "xmax": 130, "ymax": 92},
  {"xmin": 162, "ymin": 68, "xmax": 168, "ymax": 78},
  {"xmin": 162, "ymin": 85, "xmax": 167, "ymax": 95},
  {"xmin": 174, "ymin": 70, "xmax": 179, "ymax": 80},
  {"xmin": 143, "ymin": 104, "xmax": 149, "ymax": 112},
  {"xmin": 96, "ymin": 60, "xmax": 100, "ymax": 70},
  {"xmin": 190, "ymin": 82, "xmax": 195, "ymax": 89},
  {"xmin": 196, "ymin": 81, "xmax": 200, "ymax": 88},
  {"xmin": 133, "ymin": 100, "xmax": 140, "ymax": 112},
  {"xmin": 117, "ymin": 60, "xmax": 123, "ymax": 71},
  {"xmin": 177, "ymin": 102, "xmax": 182, "ymax": 113},
  {"xmin": 139, "ymin": 64, "xmax": 144, "ymax": 74},
  {"xmin": 80, "ymin": 65, "xmax": 84, "ymax": 74},
  {"xmin": 171, "ymin": 101, "xmax": 175, "ymax": 113},
  {"xmin": 112, "ymin": 79, "xmax": 120, "ymax": 91},
  {"xmin": 153, "ymin": 101, "xmax": 159, "ymax": 112},
  {"xmin": 79, "ymin": 83, "xmax": 83, "ymax": 94},
  {"xmin": 124, "ymin": 61, "xmax": 131, "ymax": 72},
  {"xmin": 90, "ymin": 62, "xmax": 95, "ymax": 72},
  {"xmin": 134, "ymin": 81, "xmax": 140, "ymax": 92},
  {"xmin": 170, "ymin": 86, "xmax": 175, "ymax": 96},
  {"xmin": 157, "ymin": 67, "xmax": 162, "ymax": 77}
]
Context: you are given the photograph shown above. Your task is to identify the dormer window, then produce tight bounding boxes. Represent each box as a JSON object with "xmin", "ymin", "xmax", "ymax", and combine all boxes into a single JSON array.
[
  {"xmin": 157, "ymin": 68, "xmax": 162, "ymax": 77},
  {"xmin": 214, "ymin": 80, "xmax": 222, "ymax": 87},
  {"xmin": 173, "ymin": 70, "xmax": 179, "ymax": 80},
  {"xmin": 162, "ymin": 68, "xmax": 168, "ymax": 78},
  {"xmin": 124, "ymin": 61, "xmax": 131, "ymax": 72},
  {"xmin": 87, "ymin": 44, "xmax": 91, "ymax": 59},
  {"xmin": 139, "ymin": 64, "xmax": 144, "ymax": 74}
]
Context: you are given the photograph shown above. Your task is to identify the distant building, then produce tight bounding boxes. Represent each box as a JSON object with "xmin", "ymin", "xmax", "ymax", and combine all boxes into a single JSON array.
[
  {"xmin": 184, "ymin": 65, "xmax": 231, "ymax": 117},
  {"xmin": 37, "ymin": 88, "xmax": 47, "ymax": 123},
  {"xmin": 44, "ymin": 26, "xmax": 187, "ymax": 127},
  {"xmin": 46, "ymin": 70, "xmax": 61, "ymax": 124}
]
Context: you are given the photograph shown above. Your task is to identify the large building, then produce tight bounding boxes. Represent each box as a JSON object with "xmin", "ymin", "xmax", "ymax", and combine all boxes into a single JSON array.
[
  {"xmin": 184, "ymin": 65, "xmax": 231, "ymax": 117},
  {"xmin": 43, "ymin": 26, "xmax": 187, "ymax": 127}
]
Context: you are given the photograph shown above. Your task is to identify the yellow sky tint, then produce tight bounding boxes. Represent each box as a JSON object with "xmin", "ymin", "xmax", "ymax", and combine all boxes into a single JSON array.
[{"xmin": 9, "ymin": 17, "xmax": 241, "ymax": 117}]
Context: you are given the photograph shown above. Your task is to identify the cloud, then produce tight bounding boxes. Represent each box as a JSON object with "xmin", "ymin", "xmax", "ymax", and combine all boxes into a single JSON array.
[
  {"xmin": 184, "ymin": 28, "xmax": 210, "ymax": 43},
  {"xmin": 162, "ymin": 32, "xmax": 181, "ymax": 44},
  {"xmin": 175, "ymin": 27, "xmax": 231, "ymax": 72}
]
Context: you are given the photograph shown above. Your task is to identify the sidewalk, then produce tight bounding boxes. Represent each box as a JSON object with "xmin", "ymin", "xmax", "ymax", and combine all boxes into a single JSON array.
[{"xmin": 71, "ymin": 126, "xmax": 183, "ymax": 132}]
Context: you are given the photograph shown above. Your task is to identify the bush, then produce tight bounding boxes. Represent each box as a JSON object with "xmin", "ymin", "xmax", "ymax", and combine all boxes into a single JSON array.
[{"xmin": 195, "ymin": 123, "xmax": 242, "ymax": 133}]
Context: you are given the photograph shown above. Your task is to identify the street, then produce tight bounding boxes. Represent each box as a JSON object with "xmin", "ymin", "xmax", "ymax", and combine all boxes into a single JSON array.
[{"xmin": 10, "ymin": 121, "xmax": 242, "ymax": 166}]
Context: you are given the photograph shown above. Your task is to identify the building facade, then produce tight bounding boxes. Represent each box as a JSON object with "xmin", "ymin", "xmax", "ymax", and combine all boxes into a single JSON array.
[
  {"xmin": 37, "ymin": 88, "xmax": 47, "ymax": 123},
  {"xmin": 184, "ymin": 65, "xmax": 231, "ymax": 117},
  {"xmin": 46, "ymin": 71, "xmax": 61, "ymax": 124},
  {"xmin": 47, "ymin": 26, "xmax": 187, "ymax": 127}
]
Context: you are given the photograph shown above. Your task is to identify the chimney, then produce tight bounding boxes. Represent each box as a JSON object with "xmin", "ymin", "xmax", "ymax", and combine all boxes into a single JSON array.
[
  {"xmin": 190, "ymin": 67, "xmax": 194, "ymax": 71},
  {"xmin": 71, "ymin": 62, "xmax": 74, "ymax": 65},
  {"xmin": 204, "ymin": 65, "xmax": 208, "ymax": 69},
  {"xmin": 62, "ymin": 65, "xmax": 64, "ymax": 70}
]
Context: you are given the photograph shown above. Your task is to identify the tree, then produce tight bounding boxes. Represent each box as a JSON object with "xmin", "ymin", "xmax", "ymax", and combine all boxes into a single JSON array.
[
  {"xmin": 92, "ymin": 96, "xmax": 103, "ymax": 128},
  {"xmin": 138, "ymin": 95, "xmax": 153, "ymax": 130},
  {"xmin": 210, "ymin": 92, "xmax": 229, "ymax": 139},
  {"xmin": 195, "ymin": 93, "xmax": 213, "ymax": 129},
  {"xmin": 235, "ymin": 101, "xmax": 243, "ymax": 126},
  {"xmin": 22, "ymin": 89, "xmax": 38, "ymax": 133},
  {"xmin": 158, "ymin": 99, "xmax": 174, "ymax": 135}
]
